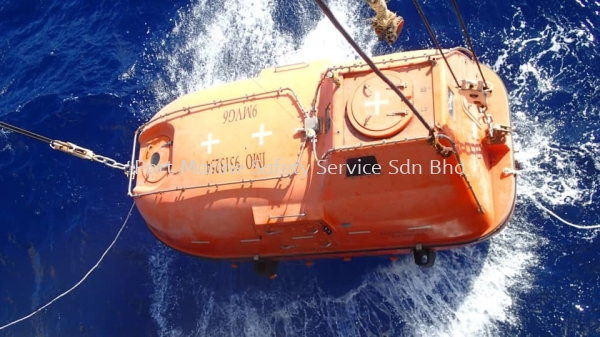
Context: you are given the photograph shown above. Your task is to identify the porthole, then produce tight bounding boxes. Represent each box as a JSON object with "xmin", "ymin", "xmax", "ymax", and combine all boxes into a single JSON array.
[{"xmin": 151, "ymin": 152, "xmax": 160, "ymax": 166}]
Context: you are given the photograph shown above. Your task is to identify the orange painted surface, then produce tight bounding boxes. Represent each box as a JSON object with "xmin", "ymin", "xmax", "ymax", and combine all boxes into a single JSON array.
[{"xmin": 130, "ymin": 48, "xmax": 517, "ymax": 262}]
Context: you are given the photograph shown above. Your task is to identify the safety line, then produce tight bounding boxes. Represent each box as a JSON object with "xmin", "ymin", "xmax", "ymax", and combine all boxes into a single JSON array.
[
  {"xmin": 526, "ymin": 194, "xmax": 600, "ymax": 230},
  {"xmin": 0, "ymin": 202, "xmax": 136, "ymax": 331}
]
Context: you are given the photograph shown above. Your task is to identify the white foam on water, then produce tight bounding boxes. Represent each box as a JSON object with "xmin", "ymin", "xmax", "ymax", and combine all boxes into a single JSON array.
[
  {"xmin": 499, "ymin": 7, "xmax": 599, "ymax": 236},
  {"xmin": 0, "ymin": 78, "xmax": 14, "ymax": 97},
  {"xmin": 149, "ymin": 244, "xmax": 184, "ymax": 337},
  {"xmin": 141, "ymin": 1, "xmax": 598, "ymax": 336},
  {"xmin": 138, "ymin": 0, "xmax": 376, "ymax": 116},
  {"xmin": 0, "ymin": 130, "xmax": 13, "ymax": 153}
]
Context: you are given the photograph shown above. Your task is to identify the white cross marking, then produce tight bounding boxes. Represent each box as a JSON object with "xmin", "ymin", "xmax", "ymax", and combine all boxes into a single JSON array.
[
  {"xmin": 251, "ymin": 124, "xmax": 273, "ymax": 146},
  {"xmin": 364, "ymin": 91, "xmax": 389, "ymax": 115},
  {"xmin": 200, "ymin": 133, "xmax": 219, "ymax": 154}
]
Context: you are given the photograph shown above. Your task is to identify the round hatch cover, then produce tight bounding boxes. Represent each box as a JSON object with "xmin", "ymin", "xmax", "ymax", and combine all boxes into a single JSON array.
[{"xmin": 347, "ymin": 71, "xmax": 413, "ymax": 138}]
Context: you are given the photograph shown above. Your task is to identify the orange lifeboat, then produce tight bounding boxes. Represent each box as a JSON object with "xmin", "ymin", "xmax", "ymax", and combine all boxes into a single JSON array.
[{"xmin": 127, "ymin": 45, "xmax": 517, "ymax": 276}]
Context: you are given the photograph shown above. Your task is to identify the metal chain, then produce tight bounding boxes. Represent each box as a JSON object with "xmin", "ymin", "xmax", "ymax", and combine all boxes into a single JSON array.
[
  {"xmin": 50, "ymin": 140, "xmax": 130, "ymax": 174},
  {"xmin": 91, "ymin": 154, "xmax": 130, "ymax": 171},
  {"xmin": 478, "ymin": 106, "xmax": 494, "ymax": 138}
]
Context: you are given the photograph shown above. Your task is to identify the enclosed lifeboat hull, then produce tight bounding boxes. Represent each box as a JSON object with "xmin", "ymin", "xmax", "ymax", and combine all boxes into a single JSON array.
[{"xmin": 128, "ymin": 48, "xmax": 517, "ymax": 269}]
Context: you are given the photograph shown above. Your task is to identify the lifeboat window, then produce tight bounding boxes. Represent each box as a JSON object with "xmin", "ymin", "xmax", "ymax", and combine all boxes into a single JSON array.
[
  {"xmin": 345, "ymin": 156, "xmax": 380, "ymax": 177},
  {"xmin": 151, "ymin": 152, "xmax": 160, "ymax": 166},
  {"xmin": 448, "ymin": 89, "xmax": 455, "ymax": 119}
]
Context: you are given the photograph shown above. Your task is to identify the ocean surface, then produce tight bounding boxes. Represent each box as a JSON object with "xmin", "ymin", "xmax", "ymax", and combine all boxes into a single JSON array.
[{"xmin": 0, "ymin": 0, "xmax": 599, "ymax": 336}]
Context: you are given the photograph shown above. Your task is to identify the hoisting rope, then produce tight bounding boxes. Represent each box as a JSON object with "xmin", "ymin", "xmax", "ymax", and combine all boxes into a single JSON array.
[
  {"xmin": 314, "ymin": 0, "xmax": 454, "ymax": 157},
  {"xmin": 0, "ymin": 121, "xmax": 130, "ymax": 174},
  {"xmin": 0, "ymin": 121, "xmax": 53, "ymax": 144},
  {"xmin": 449, "ymin": 0, "xmax": 488, "ymax": 87},
  {"xmin": 0, "ymin": 202, "xmax": 136, "ymax": 331},
  {"xmin": 411, "ymin": 0, "xmax": 461, "ymax": 89},
  {"xmin": 313, "ymin": 0, "xmax": 433, "ymax": 135}
]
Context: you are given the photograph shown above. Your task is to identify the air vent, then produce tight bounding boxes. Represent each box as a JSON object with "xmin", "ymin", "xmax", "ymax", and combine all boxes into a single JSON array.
[{"xmin": 345, "ymin": 156, "xmax": 381, "ymax": 177}]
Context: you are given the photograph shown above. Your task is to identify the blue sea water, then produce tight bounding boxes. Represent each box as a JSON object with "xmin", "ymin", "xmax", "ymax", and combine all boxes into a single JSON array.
[{"xmin": 0, "ymin": 0, "xmax": 599, "ymax": 336}]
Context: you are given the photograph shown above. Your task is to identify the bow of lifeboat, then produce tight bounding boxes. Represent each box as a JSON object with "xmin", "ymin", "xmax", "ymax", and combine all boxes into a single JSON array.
[{"xmin": 129, "ymin": 48, "xmax": 517, "ymax": 270}]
